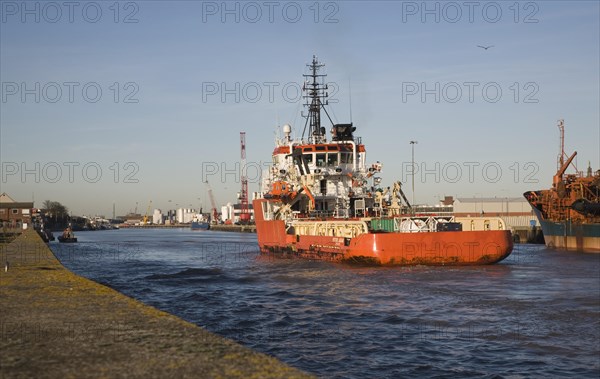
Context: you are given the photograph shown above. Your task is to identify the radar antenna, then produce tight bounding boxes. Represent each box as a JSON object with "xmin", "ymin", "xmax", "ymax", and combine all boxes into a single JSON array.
[{"xmin": 302, "ymin": 55, "xmax": 330, "ymax": 143}]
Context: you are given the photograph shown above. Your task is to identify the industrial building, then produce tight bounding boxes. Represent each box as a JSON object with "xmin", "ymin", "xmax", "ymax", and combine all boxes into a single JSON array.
[
  {"xmin": 453, "ymin": 197, "xmax": 533, "ymax": 217},
  {"xmin": 221, "ymin": 202, "xmax": 255, "ymax": 224},
  {"xmin": 153, "ymin": 209, "xmax": 163, "ymax": 225},
  {"xmin": 450, "ymin": 197, "xmax": 538, "ymax": 240},
  {"xmin": 176, "ymin": 208, "xmax": 197, "ymax": 224}
]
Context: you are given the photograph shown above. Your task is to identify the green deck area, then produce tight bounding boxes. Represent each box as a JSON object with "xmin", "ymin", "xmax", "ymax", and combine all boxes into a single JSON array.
[{"xmin": 0, "ymin": 230, "xmax": 312, "ymax": 378}]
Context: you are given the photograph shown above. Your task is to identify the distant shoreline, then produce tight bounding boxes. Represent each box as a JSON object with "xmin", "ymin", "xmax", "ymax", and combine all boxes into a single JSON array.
[{"xmin": 118, "ymin": 224, "xmax": 257, "ymax": 233}]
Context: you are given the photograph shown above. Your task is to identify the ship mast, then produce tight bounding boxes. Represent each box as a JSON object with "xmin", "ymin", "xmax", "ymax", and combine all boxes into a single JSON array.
[
  {"xmin": 302, "ymin": 55, "xmax": 330, "ymax": 144},
  {"xmin": 558, "ymin": 119, "xmax": 565, "ymax": 169}
]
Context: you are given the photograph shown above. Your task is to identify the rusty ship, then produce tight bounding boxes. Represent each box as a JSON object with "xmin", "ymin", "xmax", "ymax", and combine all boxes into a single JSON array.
[
  {"xmin": 524, "ymin": 120, "xmax": 600, "ymax": 253},
  {"xmin": 252, "ymin": 56, "xmax": 513, "ymax": 265}
]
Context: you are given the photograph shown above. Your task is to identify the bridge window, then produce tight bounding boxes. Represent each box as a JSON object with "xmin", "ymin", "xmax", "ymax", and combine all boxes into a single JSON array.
[
  {"xmin": 327, "ymin": 153, "xmax": 338, "ymax": 166},
  {"xmin": 341, "ymin": 152, "xmax": 352, "ymax": 164},
  {"xmin": 304, "ymin": 153, "xmax": 313, "ymax": 164},
  {"xmin": 316, "ymin": 154, "xmax": 326, "ymax": 167}
]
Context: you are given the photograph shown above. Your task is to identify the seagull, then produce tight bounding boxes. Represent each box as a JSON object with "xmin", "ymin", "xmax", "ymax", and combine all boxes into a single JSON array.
[{"xmin": 477, "ymin": 45, "xmax": 494, "ymax": 50}]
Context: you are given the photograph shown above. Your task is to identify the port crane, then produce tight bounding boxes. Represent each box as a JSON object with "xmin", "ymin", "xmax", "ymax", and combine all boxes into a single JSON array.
[
  {"xmin": 142, "ymin": 200, "xmax": 153, "ymax": 225},
  {"xmin": 205, "ymin": 181, "xmax": 219, "ymax": 224},
  {"xmin": 240, "ymin": 131, "xmax": 251, "ymax": 224}
]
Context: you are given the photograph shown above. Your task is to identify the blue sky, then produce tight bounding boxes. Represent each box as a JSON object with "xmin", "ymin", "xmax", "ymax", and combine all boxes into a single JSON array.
[{"xmin": 1, "ymin": 0, "xmax": 599, "ymax": 216}]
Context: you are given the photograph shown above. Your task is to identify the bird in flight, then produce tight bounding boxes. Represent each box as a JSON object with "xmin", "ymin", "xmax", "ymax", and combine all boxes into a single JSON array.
[{"xmin": 477, "ymin": 45, "xmax": 494, "ymax": 50}]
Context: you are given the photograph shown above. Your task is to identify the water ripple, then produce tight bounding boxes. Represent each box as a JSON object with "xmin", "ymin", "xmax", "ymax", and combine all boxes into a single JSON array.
[{"xmin": 52, "ymin": 229, "xmax": 600, "ymax": 379}]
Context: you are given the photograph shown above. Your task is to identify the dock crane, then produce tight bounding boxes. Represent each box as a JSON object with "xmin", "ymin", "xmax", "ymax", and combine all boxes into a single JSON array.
[
  {"xmin": 240, "ymin": 131, "xmax": 251, "ymax": 224},
  {"xmin": 205, "ymin": 181, "xmax": 219, "ymax": 224},
  {"xmin": 142, "ymin": 200, "xmax": 152, "ymax": 225}
]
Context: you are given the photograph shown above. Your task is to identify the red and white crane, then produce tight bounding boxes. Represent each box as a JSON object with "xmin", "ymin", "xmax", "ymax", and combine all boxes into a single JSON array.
[{"xmin": 239, "ymin": 131, "xmax": 251, "ymax": 223}]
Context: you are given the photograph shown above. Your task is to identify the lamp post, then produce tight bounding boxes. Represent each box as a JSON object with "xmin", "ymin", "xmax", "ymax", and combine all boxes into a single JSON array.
[{"xmin": 410, "ymin": 141, "xmax": 418, "ymax": 208}]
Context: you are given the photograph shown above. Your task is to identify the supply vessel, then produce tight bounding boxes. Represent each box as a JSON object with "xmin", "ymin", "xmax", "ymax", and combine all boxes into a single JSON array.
[
  {"xmin": 524, "ymin": 120, "xmax": 600, "ymax": 253},
  {"xmin": 253, "ymin": 56, "xmax": 513, "ymax": 265}
]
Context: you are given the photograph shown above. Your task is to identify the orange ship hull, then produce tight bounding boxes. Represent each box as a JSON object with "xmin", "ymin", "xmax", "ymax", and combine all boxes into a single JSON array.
[{"xmin": 254, "ymin": 201, "xmax": 513, "ymax": 266}]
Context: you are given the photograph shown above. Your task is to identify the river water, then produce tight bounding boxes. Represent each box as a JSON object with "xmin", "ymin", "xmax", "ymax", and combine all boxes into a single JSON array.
[{"xmin": 50, "ymin": 229, "xmax": 600, "ymax": 378}]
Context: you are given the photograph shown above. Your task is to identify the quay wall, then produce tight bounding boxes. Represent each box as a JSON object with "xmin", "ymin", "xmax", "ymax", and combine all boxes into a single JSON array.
[{"xmin": 0, "ymin": 230, "xmax": 310, "ymax": 378}]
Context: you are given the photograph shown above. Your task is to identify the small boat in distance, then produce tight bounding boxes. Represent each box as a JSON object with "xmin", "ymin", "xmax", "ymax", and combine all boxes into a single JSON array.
[
  {"xmin": 191, "ymin": 220, "xmax": 210, "ymax": 230},
  {"xmin": 191, "ymin": 213, "xmax": 210, "ymax": 230},
  {"xmin": 253, "ymin": 56, "xmax": 513, "ymax": 265},
  {"xmin": 58, "ymin": 225, "xmax": 77, "ymax": 243}
]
